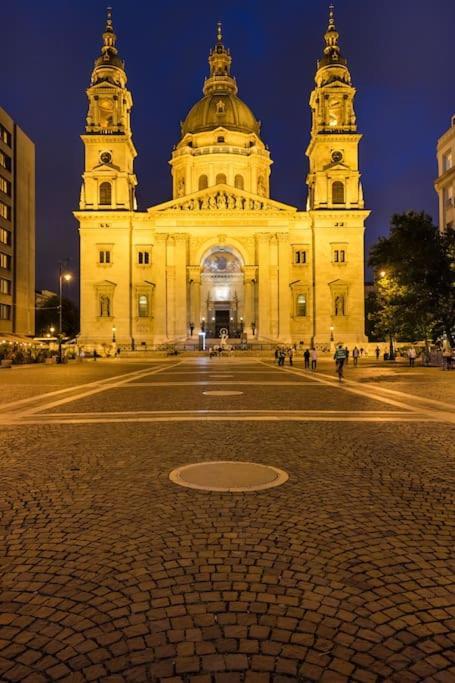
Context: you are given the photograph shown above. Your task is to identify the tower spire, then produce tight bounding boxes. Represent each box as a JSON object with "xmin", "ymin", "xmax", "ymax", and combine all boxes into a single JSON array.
[
  {"xmin": 216, "ymin": 20, "xmax": 223, "ymax": 44},
  {"xmin": 203, "ymin": 22, "xmax": 238, "ymax": 96},
  {"xmin": 91, "ymin": 7, "xmax": 126, "ymax": 86}
]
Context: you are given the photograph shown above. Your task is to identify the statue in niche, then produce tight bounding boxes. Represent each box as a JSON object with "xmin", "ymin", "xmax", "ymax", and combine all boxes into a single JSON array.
[
  {"xmin": 209, "ymin": 195, "xmax": 217, "ymax": 210},
  {"xmin": 100, "ymin": 295, "xmax": 111, "ymax": 317},
  {"xmin": 335, "ymin": 295, "xmax": 345, "ymax": 316},
  {"xmin": 177, "ymin": 177, "xmax": 185, "ymax": 197},
  {"xmin": 217, "ymin": 193, "xmax": 227, "ymax": 209},
  {"xmin": 201, "ymin": 197, "xmax": 208, "ymax": 210},
  {"xmin": 228, "ymin": 194, "xmax": 235, "ymax": 209},
  {"xmin": 235, "ymin": 195, "xmax": 243, "ymax": 210}
]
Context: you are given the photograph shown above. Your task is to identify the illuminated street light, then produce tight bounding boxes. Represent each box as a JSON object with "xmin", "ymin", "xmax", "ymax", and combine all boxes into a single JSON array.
[{"xmin": 58, "ymin": 263, "xmax": 73, "ymax": 363}]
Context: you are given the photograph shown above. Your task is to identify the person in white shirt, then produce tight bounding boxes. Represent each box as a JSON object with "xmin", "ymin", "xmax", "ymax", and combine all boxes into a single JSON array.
[{"xmin": 310, "ymin": 347, "xmax": 317, "ymax": 370}]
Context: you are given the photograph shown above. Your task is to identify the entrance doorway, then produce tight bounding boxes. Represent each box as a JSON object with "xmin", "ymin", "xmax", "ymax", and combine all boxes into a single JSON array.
[{"xmin": 215, "ymin": 310, "xmax": 230, "ymax": 338}]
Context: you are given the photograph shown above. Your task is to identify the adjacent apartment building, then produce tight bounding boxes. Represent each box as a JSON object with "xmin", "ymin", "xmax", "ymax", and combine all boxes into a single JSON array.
[
  {"xmin": 435, "ymin": 115, "xmax": 455, "ymax": 232},
  {"xmin": 0, "ymin": 107, "xmax": 35, "ymax": 335}
]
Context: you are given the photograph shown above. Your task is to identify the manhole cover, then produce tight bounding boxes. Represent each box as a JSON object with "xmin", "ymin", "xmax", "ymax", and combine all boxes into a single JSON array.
[
  {"xmin": 203, "ymin": 390, "xmax": 243, "ymax": 396},
  {"xmin": 169, "ymin": 461, "xmax": 289, "ymax": 492}
]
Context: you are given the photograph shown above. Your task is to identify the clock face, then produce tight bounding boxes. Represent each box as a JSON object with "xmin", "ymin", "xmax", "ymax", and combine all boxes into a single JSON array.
[
  {"xmin": 100, "ymin": 151, "xmax": 112, "ymax": 164},
  {"xmin": 331, "ymin": 150, "xmax": 343, "ymax": 164}
]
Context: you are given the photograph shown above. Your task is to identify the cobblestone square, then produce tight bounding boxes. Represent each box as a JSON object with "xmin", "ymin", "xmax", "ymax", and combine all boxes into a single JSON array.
[{"xmin": 0, "ymin": 358, "xmax": 454, "ymax": 682}]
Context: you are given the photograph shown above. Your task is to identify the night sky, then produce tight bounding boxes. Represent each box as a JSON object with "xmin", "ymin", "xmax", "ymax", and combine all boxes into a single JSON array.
[{"xmin": 2, "ymin": 0, "xmax": 454, "ymax": 298}]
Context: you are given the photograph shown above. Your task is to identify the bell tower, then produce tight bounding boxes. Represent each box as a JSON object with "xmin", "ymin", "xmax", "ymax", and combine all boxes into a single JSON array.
[
  {"xmin": 306, "ymin": 4, "xmax": 364, "ymax": 210},
  {"xmin": 79, "ymin": 8, "xmax": 137, "ymax": 211}
]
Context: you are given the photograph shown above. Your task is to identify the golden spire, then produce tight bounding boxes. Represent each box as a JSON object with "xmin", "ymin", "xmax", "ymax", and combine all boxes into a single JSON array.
[
  {"xmin": 324, "ymin": 3, "xmax": 341, "ymax": 59},
  {"xmin": 203, "ymin": 22, "xmax": 238, "ymax": 96},
  {"xmin": 101, "ymin": 6, "xmax": 118, "ymax": 57}
]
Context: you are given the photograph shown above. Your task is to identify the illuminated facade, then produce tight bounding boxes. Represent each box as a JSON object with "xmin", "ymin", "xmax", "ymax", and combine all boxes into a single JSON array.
[
  {"xmin": 435, "ymin": 115, "xmax": 455, "ymax": 232},
  {"xmin": 76, "ymin": 8, "xmax": 369, "ymax": 347}
]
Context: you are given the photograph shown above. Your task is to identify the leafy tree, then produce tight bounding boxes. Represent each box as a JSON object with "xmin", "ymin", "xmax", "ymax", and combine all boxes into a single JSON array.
[
  {"xmin": 368, "ymin": 212, "xmax": 455, "ymax": 347},
  {"xmin": 36, "ymin": 296, "xmax": 80, "ymax": 338}
]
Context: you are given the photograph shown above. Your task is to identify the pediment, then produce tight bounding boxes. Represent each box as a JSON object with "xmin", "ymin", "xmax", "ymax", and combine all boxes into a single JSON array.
[{"xmin": 148, "ymin": 184, "xmax": 297, "ymax": 214}]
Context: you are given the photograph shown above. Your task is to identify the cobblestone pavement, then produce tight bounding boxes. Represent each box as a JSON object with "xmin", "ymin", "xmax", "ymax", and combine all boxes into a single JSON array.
[{"xmin": 0, "ymin": 358, "xmax": 454, "ymax": 683}]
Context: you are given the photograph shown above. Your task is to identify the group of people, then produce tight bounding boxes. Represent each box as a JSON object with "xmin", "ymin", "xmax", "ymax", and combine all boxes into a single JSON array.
[{"xmin": 274, "ymin": 346, "xmax": 297, "ymax": 366}]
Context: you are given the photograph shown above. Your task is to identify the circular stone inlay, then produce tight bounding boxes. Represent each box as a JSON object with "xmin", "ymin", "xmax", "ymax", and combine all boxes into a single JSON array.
[
  {"xmin": 203, "ymin": 390, "xmax": 243, "ymax": 396},
  {"xmin": 169, "ymin": 461, "xmax": 289, "ymax": 492}
]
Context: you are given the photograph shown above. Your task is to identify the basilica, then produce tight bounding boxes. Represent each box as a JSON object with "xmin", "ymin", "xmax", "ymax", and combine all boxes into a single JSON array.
[{"xmin": 76, "ymin": 7, "xmax": 369, "ymax": 348}]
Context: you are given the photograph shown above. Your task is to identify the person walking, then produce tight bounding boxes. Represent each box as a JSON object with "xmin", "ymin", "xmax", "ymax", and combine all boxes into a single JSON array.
[
  {"xmin": 274, "ymin": 347, "xmax": 279, "ymax": 365},
  {"xmin": 279, "ymin": 349, "xmax": 286, "ymax": 367},
  {"xmin": 288, "ymin": 347, "xmax": 294, "ymax": 366},
  {"xmin": 344, "ymin": 347, "xmax": 349, "ymax": 364},
  {"xmin": 334, "ymin": 344, "xmax": 347, "ymax": 382},
  {"xmin": 352, "ymin": 346, "xmax": 360, "ymax": 367},
  {"xmin": 310, "ymin": 347, "xmax": 317, "ymax": 371},
  {"xmin": 408, "ymin": 346, "xmax": 416, "ymax": 367},
  {"xmin": 375, "ymin": 345, "xmax": 380, "ymax": 360},
  {"xmin": 304, "ymin": 348, "xmax": 310, "ymax": 369}
]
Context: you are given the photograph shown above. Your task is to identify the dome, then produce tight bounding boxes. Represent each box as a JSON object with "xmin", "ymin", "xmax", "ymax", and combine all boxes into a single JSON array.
[{"xmin": 182, "ymin": 92, "xmax": 260, "ymax": 136}]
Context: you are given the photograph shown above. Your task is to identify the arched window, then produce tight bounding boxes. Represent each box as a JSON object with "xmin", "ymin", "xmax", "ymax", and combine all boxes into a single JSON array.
[
  {"xmin": 138, "ymin": 295, "xmax": 149, "ymax": 317},
  {"xmin": 234, "ymin": 175, "xmax": 244, "ymax": 190},
  {"xmin": 332, "ymin": 181, "xmax": 345, "ymax": 204},
  {"xmin": 335, "ymin": 295, "xmax": 345, "ymax": 316},
  {"xmin": 216, "ymin": 173, "xmax": 227, "ymax": 185},
  {"xmin": 100, "ymin": 295, "xmax": 111, "ymax": 317},
  {"xmin": 296, "ymin": 294, "xmax": 307, "ymax": 317},
  {"xmin": 198, "ymin": 175, "xmax": 208, "ymax": 191},
  {"xmin": 99, "ymin": 182, "xmax": 112, "ymax": 205}
]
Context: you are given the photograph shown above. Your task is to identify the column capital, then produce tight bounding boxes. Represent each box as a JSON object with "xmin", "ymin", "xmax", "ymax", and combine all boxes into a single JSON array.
[
  {"xmin": 187, "ymin": 265, "xmax": 201, "ymax": 283},
  {"xmin": 154, "ymin": 233, "xmax": 168, "ymax": 243},
  {"xmin": 256, "ymin": 232, "xmax": 271, "ymax": 244},
  {"xmin": 243, "ymin": 265, "xmax": 257, "ymax": 282},
  {"xmin": 173, "ymin": 233, "xmax": 188, "ymax": 243},
  {"xmin": 276, "ymin": 232, "xmax": 289, "ymax": 243}
]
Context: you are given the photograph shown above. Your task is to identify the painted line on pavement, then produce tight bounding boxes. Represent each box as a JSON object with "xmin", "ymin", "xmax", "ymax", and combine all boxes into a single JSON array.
[{"xmin": 2, "ymin": 362, "xmax": 183, "ymax": 420}]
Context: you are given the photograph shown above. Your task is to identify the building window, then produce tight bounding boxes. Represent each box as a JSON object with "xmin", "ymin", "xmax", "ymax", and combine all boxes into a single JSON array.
[
  {"xmin": 99, "ymin": 182, "xmax": 112, "ymax": 205},
  {"xmin": 294, "ymin": 250, "xmax": 307, "ymax": 265},
  {"xmin": 0, "ymin": 278, "xmax": 11, "ymax": 294},
  {"xmin": 138, "ymin": 294, "xmax": 149, "ymax": 317},
  {"xmin": 0, "ymin": 177, "xmax": 10, "ymax": 196},
  {"xmin": 0, "ymin": 200, "xmax": 11, "ymax": 220},
  {"xmin": 333, "ymin": 249, "xmax": 346, "ymax": 263},
  {"xmin": 138, "ymin": 251, "xmax": 150, "ymax": 265},
  {"xmin": 0, "ymin": 252, "xmax": 11, "ymax": 270},
  {"xmin": 0, "ymin": 228, "xmax": 11, "ymax": 245},
  {"xmin": 0, "ymin": 303, "xmax": 11, "ymax": 320},
  {"xmin": 332, "ymin": 181, "xmax": 345, "ymax": 204},
  {"xmin": 334, "ymin": 295, "xmax": 345, "ymax": 316},
  {"xmin": 198, "ymin": 175, "xmax": 208, "ymax": 191},
  {"xmin": 216, "ymin": 173, "xmax": 227, "ymax": 185},
  {"xmin": 0, "ymin": 151, "xmax": 11, "ymax": 171},
  {"xmin": 99, "ymin": 295, "xmax": 111, "ymax": 317},
  {"xmin": 217, "ymin": 136, "xmax": 225, "ymax": 143},
  {"xmin": 234, "ymin": 175, "xmax": 244, "ymax": 190},
  {"xmin": 296, "ymin": 294, "xmax": 307, "ymax": 317},
  {"xmin": 0, "ymin": 124, "xmax": 11, "ymax": 147},
  {"xmin": 99, "ymin": 250, "xmax": 111, "ymax": 264},
  {"xmin": 443, "ymin": 152, "xmax": 453, "ymax": 172}
]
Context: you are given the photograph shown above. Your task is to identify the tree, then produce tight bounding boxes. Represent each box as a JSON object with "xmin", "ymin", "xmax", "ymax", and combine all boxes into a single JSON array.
[
  {"xmin": 36, "ymin": 296, "xmax": 80, "ymax": 338},
  {"xmin": 368, "ymin": 212, "xmax": 455, "ymax": 347}
]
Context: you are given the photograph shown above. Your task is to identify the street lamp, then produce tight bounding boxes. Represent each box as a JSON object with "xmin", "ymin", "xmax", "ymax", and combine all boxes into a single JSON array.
[
  {"xmin": 58, "ymin": 264, "xmax": 72, "ymax": 363},
  {"xmin": 112, "ymin": 326, "xmax": 116, "ymax": 343},
  {"xmin": 330, "ymin": 325, "xmax": 334, "ymax": 342}
]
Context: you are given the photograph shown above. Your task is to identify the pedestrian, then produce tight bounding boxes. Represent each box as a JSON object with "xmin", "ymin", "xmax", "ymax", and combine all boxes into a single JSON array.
[
  {"xmin": 274, "ymin": 347, "xmax": 279, "ymax": 365},
  {"xmin": 408, "ymin": 346, "xmax": 416, "ymax": 367},
  {"xmin": 116, "ymin": 347, "xmax": 121, "ymax": 358},
  {"xmin": 334, "ymin": 344, "xmax": 347, "ymax": 382},
  {"xmin": 189, "ymin": 322, "xmax": 194, "ymax": 337},
  {"xmin": 352, "ymin": 346, "xmax": 360, "ymax": 367},
  {"xmin": 288, "ymin": 347, "xmax": 294, "ymax": 366},
  {"xmin": 360, "ymin": 347, "xmax": 364, "ymax": 356},
  {"xmin": 310, "ymin": 347, "xmax": 317, "ymax": 370},
  {"xmin": 345, "ymin": 346, "xmax": 349, "ymax": 364},
  {"xmin": 304, "ymin": 348, "xmax": 310, "ymax": 369},
  {"xmin": 93, "ymin": 349, "xmax": 98, "ymax": 361},
  {"xmin": 375, "ymin": 345, "xmax": 380, "ymax": 360},
  {"xmin": 442, "ymin": 347, "xmax": 453, "ymax": 370},
  {"xmin": 279, "ymin": 349, "xmax": 286, "ymax": 366}
]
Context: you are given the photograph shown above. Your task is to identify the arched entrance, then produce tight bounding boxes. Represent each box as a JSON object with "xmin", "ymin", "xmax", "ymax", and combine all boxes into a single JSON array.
[{"xmin": 201, "ymin": 248, "xmax": 244, "ymax": 338}]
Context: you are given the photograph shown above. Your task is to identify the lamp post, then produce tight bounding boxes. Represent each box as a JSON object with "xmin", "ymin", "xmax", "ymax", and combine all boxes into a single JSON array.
[
  {"xmin": 58, "ymin": 264, "xmax": 72, "ymax": 363},
  {"xmin": 112, "ymin": 326, "xmax": 116, "ymax": 343}
]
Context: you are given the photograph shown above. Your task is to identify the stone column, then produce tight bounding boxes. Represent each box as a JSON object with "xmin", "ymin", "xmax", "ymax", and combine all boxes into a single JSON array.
[
  {"xmin": 173, "ymin": 234, "xmax": 188, "ymax": 339},
  {"xmin": 277, "ymin": 233, "xmax": 291, "ymax": 341},
  {"xmin": 188, "ymin": 266, "xmax": 201, "ymax": 332},
  {"xmin": 256, "ymin": 233, "xmax": 271, "ymax": 339},
  {"xmin": 243, "ymin": 266, "xmax": 257, "ymax": 337},
  {"xmin": 153, "ymin": 233, "xmax": 168, "ymax": 343}
]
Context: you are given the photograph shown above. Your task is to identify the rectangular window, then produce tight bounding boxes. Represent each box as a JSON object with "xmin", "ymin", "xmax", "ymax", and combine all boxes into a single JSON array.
[
  {"xmin": 294, "ymin": 250, "xmax": 307, "ymax": 265},
  {"xmin": 0, "ymin": 124, "xmax": 11, "ymax": 147},
  {"xmin": 0, "ymin": 200, "xmax": 11, "ymax": 220},
  {"xmin": 138, "ymin": 294, "xmax": 149, "ymax": 317},
  {"xmin": 0, "ymin": 228, "xmax": 11, "ymax": 245},
  {"xmin": 0, "ymin": 278, "xmax": 11, "ymax": 294},
  {"xmin": 0, "ymin": 252, "xmax": 11, "ymax": 269},
  {"xmin": 138, "ymin": 251, "xmax": 151, "ymax": 265},
  {"xmin": 333, "ymin": 248, "xmax": 346, "ymax": 263},
  {"xmin": 0, "ymin": 303, "xmax": 11, "ymax": 320},
  {"xmin": 99, "ymin": 250, "xmax": 111, "ymax": 264},
  {"xmin": 0, "ymin": 177, "xmax": 10, "ymax": 195},
  {"xmin": 0, "ymin": 151, "xmax": 11, "ymax": 171}
]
